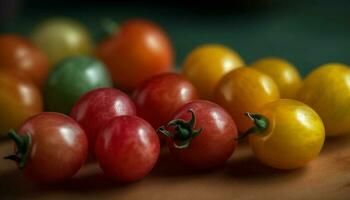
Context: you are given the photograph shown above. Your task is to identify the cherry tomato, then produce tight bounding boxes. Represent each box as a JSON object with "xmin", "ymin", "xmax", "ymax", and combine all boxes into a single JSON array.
[
  {"xmin": 0, "ymin": 34, "xmax": 50, "ymax": 88},
  {"xmin": 250, "ymin": 57, "xmax": 302, "ymax": 98},
  {"xmin": 158, "ymin": 100, "xmax": 237, "ymax": 170},
  {"xmin": 5, "ymin": 112, "xmax": 88, "ymax": 183},
  {"xmin": 214, "ymin": 67, "xmax": 280, "ymax": 132},
  {"xmin": 297, "ymin": 63, "xmax": 350, "ymax": 136},
  {"xmin": 0, "ymin": 70, "xmax": 43, "ymax": 137},
  {"xmin": 30, "ymin": 17, "xmax": 94, "ymax": 65},
  {"xmin": 182, "ymin": 44, "xmax": 245, "ymax": 99},
  {"xmin": 44, "ymin": 56, "xmax": 112, "ymax": 114},
  {"xmin": 70, "ymin": 88, "xmax": 136, "ymax": 152},
  {"xmin": 133, "ymin": 73, "xmax": 198, "ymax": 129},
  {"xmin": 97, "ymin": 19, "xmax": 174, "ymax": 91},
  {"xmin": 95, "ymin": 115, "xmax": 160, "ymax": 182},
  {"xmin": 240, "ymin": 99, "xmax": 325, "ymax": 169}
]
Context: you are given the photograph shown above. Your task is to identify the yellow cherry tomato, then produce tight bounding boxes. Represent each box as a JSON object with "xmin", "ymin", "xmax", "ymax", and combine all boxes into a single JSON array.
[
  {"xmin": 214, "ymin": 67, "xmax": 280, "ymax": 132},
  {"xmin": 244, "ymin": 99, "xmax": 325, "ymax": 169},
  {"xmin": 250, "ymin": 57, "xmax": 302, "ymax": 98},
  {"xmin": 30, "ymin": 17, "xmax": 94, "ymax": 65},
  {"xmin": 297, "ymin": 63, "xmax": 350, "ymax": 136},
  {"xmin": 182, "ymin": 44, "xmax": 245, "ymax": 99}
]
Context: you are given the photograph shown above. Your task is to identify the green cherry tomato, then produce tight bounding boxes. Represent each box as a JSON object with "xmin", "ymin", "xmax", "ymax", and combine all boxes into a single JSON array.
[
  {"xmin": 44, "ymin": 56, "xmax": 112, "ymax": 114},
  {"xmin": 30, "ymin": 17, "xmax": 94, "ymax": 65}
]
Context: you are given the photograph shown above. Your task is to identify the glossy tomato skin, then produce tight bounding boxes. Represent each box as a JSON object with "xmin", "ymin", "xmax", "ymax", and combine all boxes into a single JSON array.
[
  {"xmin": 133, "ymin": 73, "xmax": 198, "ymax": 129},
  {"xmin": 182, "ymin": 44, "xmax": 245, "ymax": 99},
  {"xmin": 0, "ymin": 34, "xmax": 50, "ymax": 88},
  {"xmin": 16, "ymin": 112, "xmax": 88, "ymax": 183},
  {"xmin": 0, "ymin": 70, "xmax": 43, "ymax": 136},
  {"xmin": 97, "ymin": 19, "xmax": 174, "ymax": 91},
  {"xmin": 251, "ymin": 57, "xmax": 302, "ymax": 98},
  {"xmin": 214, "ymin": 67, "xmax": 280, "ymax": 132},
  {"xmin": 70, "ymin": 88, "xmax": 136, "ymax": 152},
  {"xmin": 166, "ymin": 100, "xmax": 237, "ymax": 170},
  {"xmin": 249, "ymin": 99, "xmax": 325, "ymax": 169},
  {"xmin": 95, "ymin": 116, "xmax": 160, "ymax": 182},
  {"xmin": 44, "ymin": 56, "xmax": 112, "ymax": 114},
  {"xmin": 297, "ymin": 63, "xmax": 350, "ymax": 136},
  {"xmin": 30, "ymin": 17, "xmax": 94, "ymax": 65}
]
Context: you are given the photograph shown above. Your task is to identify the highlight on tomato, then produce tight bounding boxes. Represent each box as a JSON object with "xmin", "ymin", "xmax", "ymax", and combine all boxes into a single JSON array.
[
  {"xmin": 4, "ymin": 112, "xmax": 88, "ymax": 183},
  {"xmin": 158, "ymin": 100, "xmax": 237, "ymax": 170},
  {"xmin": 97, "ymin": 19, "xmax": 174, "ymax": 91}
]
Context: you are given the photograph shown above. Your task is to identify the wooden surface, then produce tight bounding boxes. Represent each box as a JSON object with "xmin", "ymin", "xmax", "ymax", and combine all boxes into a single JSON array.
[{"xmin": 1, "ymin": 135, "xmax": 350, "ymax": 200}]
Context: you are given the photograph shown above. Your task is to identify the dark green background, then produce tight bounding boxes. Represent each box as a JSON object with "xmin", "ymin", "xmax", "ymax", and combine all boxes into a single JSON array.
[{"xmin": 1, "ymin": 0, "xmax": 349, "ymax": 76}]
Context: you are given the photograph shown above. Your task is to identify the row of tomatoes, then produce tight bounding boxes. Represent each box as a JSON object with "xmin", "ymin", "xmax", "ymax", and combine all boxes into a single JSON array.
[{"xmin": 2, "ymin": 17, "xmax": 350, "ymax": 184}]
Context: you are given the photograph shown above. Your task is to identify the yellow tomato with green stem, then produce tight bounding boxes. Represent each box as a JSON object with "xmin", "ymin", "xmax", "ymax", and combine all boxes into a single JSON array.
[
  {"xmin": 250, "ymin": 57, "xmax": 302, "ymax": 98},
  {"xmin": 182, "ymin": 44, "xmax": 245, "ymax": 100},
  {"xmin": 214, "ymin": 67, "xmax": 279, "ymax": 132},
  {"xmin": 297, "ymin": 63, "xmax": 350, "ymax": 136},
  {"xmin": 239, "ymin": 99, "xmax": 325, "ymax": 169}
]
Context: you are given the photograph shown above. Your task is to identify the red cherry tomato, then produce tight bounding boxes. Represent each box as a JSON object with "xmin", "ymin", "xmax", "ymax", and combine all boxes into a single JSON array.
[
  {"xmin": 95, "ymin": 115, "xmax": 160, "ymax": 182},
  {"xmin": 97, "ymin": 19, "xmax": 174, "ymax": 91},
  {"xmin": 5, "ymin": 112, "xmax": 88, "ymax": 183},
  {"xmin": 70, "ymin": 88, "xmax": 136, "ymax": 153},
  {"xmin": 159, "ymin": 100, "xmax": 237, "ymax": 170},
  {"xmin": 133, "ymin": 73, "xmax": 198, "ymax": 129},
  {"xmin": 0, "ymin": 34, "xmax": 50, "ymax": 88}
]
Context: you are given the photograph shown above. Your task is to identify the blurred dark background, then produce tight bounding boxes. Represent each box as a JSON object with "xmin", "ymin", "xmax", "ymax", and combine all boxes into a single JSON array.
[{"xmin": 1, "ymin": 0, "xmax": 349, "ymax": 75}]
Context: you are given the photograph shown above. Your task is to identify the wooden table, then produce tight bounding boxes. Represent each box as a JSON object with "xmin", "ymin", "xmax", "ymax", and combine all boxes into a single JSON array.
[{"xmin": 1, "ymin": 134, "xmax": 350, "ymax": 200}]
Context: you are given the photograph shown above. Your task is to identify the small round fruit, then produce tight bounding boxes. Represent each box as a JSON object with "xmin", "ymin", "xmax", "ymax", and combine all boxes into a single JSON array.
[
  {"xmin": 0, "ymin": 34, "xmax": 50, "ymax": 88},
  {"xmin": 243, "ymin": 99, "xmax": 325, "ymax": 169},
  {"xmin": 297, "ymin": 63, "xmax": 350, "ymax": 136},
  {"xmin": 71, "ymin": 88, "xmax": 136, "ymax": 152},
  {"xmin": 30, "ymin": 17, "xmax": 93, "ymax": 65},
  {"xmin": 182, "ymin": 44, "xmax": 245, "ymax": 99},
  {"xmin": 0, "ymin": 70, "xmax": 43, "ymax": 136},
  {"xmin": 133, "ymin": 73, "xmax": 198, "ymax": 129},
  {"xmin": 44, "ymin": 56, "xmax": 112, "ymax": 114},
  {"xmin": 159, "ymin": 100, "xmax": 237, "ymax": 170},
  {"xmin": 5, "ymin": 112, "xmax": 88, "ymax": 183},
  {"xmin": 214, "ymin": 67, "xmax": 280, "ymax": 132},
  {"xmin": 250, "ymin": 57, "xmax": 302, "ymax": 98},
  {"xmin": 95, "ymin": 116, "xmax": 160, "ymax": 182}
]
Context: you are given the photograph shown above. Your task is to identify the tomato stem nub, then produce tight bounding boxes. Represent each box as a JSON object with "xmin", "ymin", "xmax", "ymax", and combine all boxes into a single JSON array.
[
  {"xmin": 236, "ymin": 112, "xmax": 269, "ymax": 141},
  {"xmin": 157, "ymin": 109, "xmax": 203, "ymax": 149},
  {"xmin": 3, "ymin": 130, "xmax": 32, "ymax": 169}
]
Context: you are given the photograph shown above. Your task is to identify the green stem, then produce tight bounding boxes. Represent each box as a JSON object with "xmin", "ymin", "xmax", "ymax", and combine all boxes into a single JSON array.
[
  {"xmin": 3, "ymin": 130, "xmax": 32, "ymax": 169},
  {"xmin": 236, "ymin": 112, "xmax": 269, "ymax": 141}
]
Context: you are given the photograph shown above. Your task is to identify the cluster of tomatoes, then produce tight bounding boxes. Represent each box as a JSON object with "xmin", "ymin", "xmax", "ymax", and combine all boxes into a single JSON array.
[{"xmin": 2, "ymin": 17, "xmax": 350, "ymax": 184}]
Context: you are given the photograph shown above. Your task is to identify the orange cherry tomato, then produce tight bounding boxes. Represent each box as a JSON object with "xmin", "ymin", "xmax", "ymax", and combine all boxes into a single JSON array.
[
  {"xmin": 182, "ymin": 44, "xmax": 245, "ymax": 100},
  {"xmin": 97, "ymin": 19, "xmax": 174, "ymax": 91},
  {"xmin": 0, "ymin": 34, "xmax": 50, "ymax": 88},
  {"xmin": 214, "ymin": 67, "xmax": 280, "ymax": 132},
  {"xmin": 0, "ymin": 70, "xmax": 43, "ymax": 136}
]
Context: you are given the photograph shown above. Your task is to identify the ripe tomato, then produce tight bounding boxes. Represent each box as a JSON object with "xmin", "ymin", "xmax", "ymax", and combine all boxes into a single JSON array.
[
  {"xmin": 250, "ymin": 57, "xmax": 302, "ymax": 98},
  {"xmin": 0, "ymin": 70, "xmax": 43, "ymax": 137},
  {"xmin": 44, "ymin": 56, "xmax": 112, "ymax": 114},
  {"xmin": 71, "ymin": 88, "xmax": 136, "ymax": 152},
  {"xmin": 159, "ymin": 100, "xmax": 237, "ymax": 170},
  {"xmin": 214, "ymin": 67, "xmax": 280, "ymax": 132},
  {"xmin": 97, "ymin": 19, "xmax": 174, "ymax": 91},
  {"xmin": 5, "ymin": 112, "xmax": 88, "ymax": 183},
  {"xmin": 0, "ymin": 34, "xmax": 50, "ymax": 88},
  {"xmin": 182, "ymin": 44, "xmax": 245, "ymax": 99},
  {"xmin": 30, "ymin": 17, "xmax": 93, "ymax": 65},
  {"xmin": 133, "ymin": 73, "xmax": 198, "ymax": 129},
  {"xmin": 95, "ymin": 116, "xmax": 160, "ymax": 182},
  {"xmin": 297, "ymin": 63, "xmax": 350, "ymax": 136},
  {"xmin": 240, "ymin": 99, "xmax": 325, "ymax": 169}
]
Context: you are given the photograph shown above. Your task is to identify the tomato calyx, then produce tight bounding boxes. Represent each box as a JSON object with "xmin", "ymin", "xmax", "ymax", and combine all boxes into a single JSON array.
[
  {"xmin": 158, "ymin": 109, "xmax": 203, "ymax": 149},
  {"xmin": 236, "ymin": 112, "xmax": 269, "ymax": 140},
  {"xmin": 4, "ymin": 130, "xmax": 32, "ymax": 169},
  {"xmin": 98, "ymin": 18, "xmax": 119, "ymax": 41}
]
